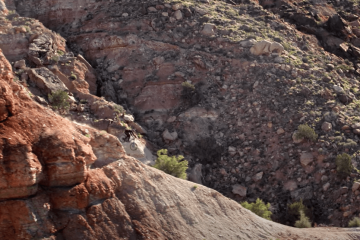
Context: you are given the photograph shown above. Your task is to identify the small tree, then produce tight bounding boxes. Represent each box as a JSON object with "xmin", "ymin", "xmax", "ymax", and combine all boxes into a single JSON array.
[
  {"xmin": 348, "ymin": 217, "xmax": 360, "ymax": 227},
  {"xmin": 241, "ymin": 198, "xmax": 272, "ymax": 220},
  {"xmin": 48, "ymin": 90, "xmax": 70, "ymax": 112},
  {"xmin": 294, "ymin": 124, "xmax": 318, "ymax": 142},
  {"xmin": 336, "ymin": 153, "xmax": 353, "ymax": 177},
  {"xmin": 294, "ymin": 210, "xmax": 311, "ymax": 228},
  {"xmin": 153, "ymin": 149, "xmax": 188, "ymax": 180}
]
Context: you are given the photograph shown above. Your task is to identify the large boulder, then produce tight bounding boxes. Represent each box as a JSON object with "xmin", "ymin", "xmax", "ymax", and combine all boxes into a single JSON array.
[
  {"xmin": 28, "ymin": 67, "xmax": 68, "ymax": 95},
  {"xmin": 250, "ymin": 41, "xmax": 284, "ymax": 55}
]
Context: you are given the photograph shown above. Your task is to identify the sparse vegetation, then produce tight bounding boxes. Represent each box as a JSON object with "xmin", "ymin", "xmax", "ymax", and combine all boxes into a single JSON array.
[
  {"xmin": 70, "ymin": 72, "xmax": 77, "ymax": 80},
  {"xmin": 348, "ymin": 217, "xmax": 360, "ymax": 227},
  {"xmin": 114, "ymin": 104, "xmax": 125, "ymax": 115},
  {"xmin": 153, "ymin": 149, "xmax": 188, "ymax": 180},
  {"xmin": 335, "ymin": 153, "xmax": 353, "ymax": 177},
  {"xmin": 294, "ymin": 124, "xmax": 318, "ymax": 142},
  {"xmin": 48, "ymin": 90, "xmax": 70, "ymax": 112},
  {"xmin": 241, "ymin": 198, "xmax": 272, "ymax": 220},
  {"xmin": 294, "ymin": 210, "xmax": 311, "ymax": 228},
  {"xmin": 288, "ymin": 199, "xmax": 312, "ymax": 224}
]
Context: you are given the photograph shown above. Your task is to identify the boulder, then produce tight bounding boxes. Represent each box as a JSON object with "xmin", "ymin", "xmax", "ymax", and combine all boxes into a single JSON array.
[
  {"xmin": 28, "ymin": 67, "xmax": 68, "ymax": 95},
  {"xmin": 232, "ymin": 184, "xmax": 247, "ymax": 197},
  {"xmin": 124, "ymin": 114, "xmax": 134, "ymax": 122},
  {"xmin": 252, "ymin": 172, "xmax": 263, "ymax": 182},
  {"xmin": 283, "ymin": 180, "xmax": 298, "ymax": 191},
  {"xmin": 188, "ymin": 164, "xmax": 203, "ymax": 184},
  {"xmin": 201, "ymin": 23, "xmax": 215, "ymax": 36},
  {"xmin": 352, "ymin": 182, "xmax": 360, "ymax": 192},
  {"xmin": 162, "ymin": 129, "xmax": 178, "ymax": 141},
  {"xmin": 323, "ymin": 182, "xmax": 331, "ymax": 191},
  {"xmin": 250, "ymin": 41, "xmax": 284, "ymax": 56},
  {"xmin": 322, "ymin": 122, "xmax": 332, "ymax": 132},
  {"xmin": 174, "ymin": 10, "xmax": 183, "ymax": 20},
  {"xmin": 300, "ymin": 152, "xmax": 313, "ymax": 166},
  {"xmin": 14, "ymin": 59, "xmax": 26, "ymax": 69}
]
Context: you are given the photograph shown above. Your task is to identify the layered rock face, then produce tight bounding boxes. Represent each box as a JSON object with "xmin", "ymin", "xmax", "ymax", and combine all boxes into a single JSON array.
[
  {"xmin": 2, "ymin": 47, "xmax": 360, "ymax": 239},
  {"xmin": 10, "ymin": 0, "xmax": 360, "ymax": 227}
]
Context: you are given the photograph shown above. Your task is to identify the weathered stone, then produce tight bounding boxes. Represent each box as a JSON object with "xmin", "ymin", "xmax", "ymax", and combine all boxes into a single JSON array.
[
  {"xmin": 322, "ymin": 122, "xmax": 332, "ymax": 132},
  {"xmin": 269, "ymin": 42, "xmax": 284, "ymax": 54},
  {"xmin": 124, "ymin": 114, "xmax": 134, "ymax": 122},
  {"xmin": 250, "ymin": 41, "xmax": 284, "ymax": 56},
  {"xmin": 232, "ymin": 184, "xmax": 247, "ymax": 197},
  {"xmin": 28, "ymin": 67, "xmax": 68, "ymax": 95},
  {"xmin": 252, "ymin": 172, "xmax": 263, "ymax": 182},
  {"xmin": 162, "ymin": 129, "xmax": 178, "ymax": 141},
  {"xmin": 14, "ymin": 59, "xmax": 26, "ymax": 69},
  {"xmin": 228, "ymin": 146, "xmax": 237, "ymax": 156},
  {"xmin": 220, "ymin": 168, "xmax": 227, "ymax": 175},
  {"xmin": 352, "ymin": 182, "xmax": 360, "ymax": 192},
  {"xmin": 352, "ymin": 122, "xmax": 360, "ymax": 129},
  {"xmin": 188, "ymin": 164, "xmax": 203, "ymax": 184},
  {"xmin": 291, "ymin": 186, "xmax": 313, "ymax": 200},
  {"xmin": 300, "ymin": 152, "xmax": 313, "ymax": 166},
  {"xmin": 201, "ymin": 23, "xmax": 215, "ymax": 36},
  {"xmin": 240, "ymin": 39, "xmax": 257, "ymax": 47},
  {"xmin": 333, "ymin": 85, "xmax": 344, "ymax": 93},
  {"xmin": 147, "ymin": 7, "xmax": 157, "ymax": 13},
  {"xmin": 343, "ymin": 211, "xmax": 352, "ymax": 217},
  {"xmin": 283, "ymin": 180, "xmax": 298, "ymax": 191},
  {"xmin": 323, "ymin": 182, "xmax": 331, "ymax": 191},
  {"xmin": 277, "ymin": 128, "xmax": 285, "ymax": 135},
  {"xmin": 340, "ymin": 187, "xmax": 348, "ymax": 194},
  {"xmin": 174, "ymin": 10, "xmax": 183, "ymax": 20},
  {"xmin": 250, "ymin": 40, "xmax": 272, "ymax": 55}
]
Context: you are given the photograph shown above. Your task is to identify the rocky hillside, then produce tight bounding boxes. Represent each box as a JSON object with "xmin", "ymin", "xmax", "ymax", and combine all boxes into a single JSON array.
[
  {"xmin": 2, "ymin": 0, "xmax": 360, "ymax": 236},
  {"xmin": 0, "ymin": 43, "xmax": 358, "ymax": 240}
]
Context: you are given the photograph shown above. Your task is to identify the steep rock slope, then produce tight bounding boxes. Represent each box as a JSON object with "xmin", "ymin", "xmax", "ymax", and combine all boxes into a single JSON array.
[
  {"xmin": 10, "ymin": 0, "xmax": 360, "ymax": 226},
  {"xmin": 1, "ymin": 44, "xmax": 360, "ymax": 239}
]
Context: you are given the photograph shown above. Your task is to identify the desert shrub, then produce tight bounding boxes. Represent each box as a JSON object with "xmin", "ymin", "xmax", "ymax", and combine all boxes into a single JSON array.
[
  {"xmin": 70, "ymin": 72, "xmax": 77, "ymax": 80},
  {"xmin": 294, "ymin": 210, "xmax": 311, "ymax": 228},
  {"xmin": 294, "ymin": 124, "xmax": 318, "ymax": 141},
  {"xmin": 153, "ymin": 149, "xmax": 188, "ymax": 180},
  {"xmin": 348, "ymin": 217, "xmax": 360, "ymax": 227},
  {"xmin": 338, "ymin": 139, "xmax": 357, "ymax": 149},
  {"xmin": 287, "ymin": 199, "xmax": 312, "ymax": 224},
  {"xmin": 336, "ymin": 153, "xmax": 353, "ymax": 177},
  {"xmin": 241, "ymin": 198, "xmax": 272, "ymax": 220},
  {"xmin": 288, "ymin": 199, "xmax": 311, "ymax": 218},
  {"xmin": 48, "ymin": 90, "xmax": 70, "ymax": 112}
]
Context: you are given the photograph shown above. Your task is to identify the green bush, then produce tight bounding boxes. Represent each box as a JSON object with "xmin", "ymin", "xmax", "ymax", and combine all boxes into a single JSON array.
[
  {"xmin": 241, "ymin": 198, "xmax": 272, "ymax": 220},
  {"xmin": 48, "ymin": 90, "xmax": 70, "ymax": 112},
  {"xmin": 288, "ymin": 199, "xmax": 311, "ymax": 220},
  {"xmin": 153, "ymin": 149, "xmax": 188, "ymax": 179},
  {"xmin": 294, "ymin": 210, "xmax": 311, "ymax": 228},
  {"xmin": 336, "ymin": 153, "xmax": 353, "ymax": 177},
  {"xmin": 348, "ymin": 217, "xmax": 360, "ymax": 227},
  {"xmin": 294, "ymin": 124, "xmax": 318, "ymax": 142}
]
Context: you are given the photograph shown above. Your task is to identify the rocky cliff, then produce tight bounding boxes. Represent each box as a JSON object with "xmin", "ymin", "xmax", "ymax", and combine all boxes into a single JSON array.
[
  {"xmin": 0, "ymin": 45, "xmax": 359, "ymax": 239},
  {"xmin": 2, "ymin": 0, "xmax": 360, "ymax": 238}
]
